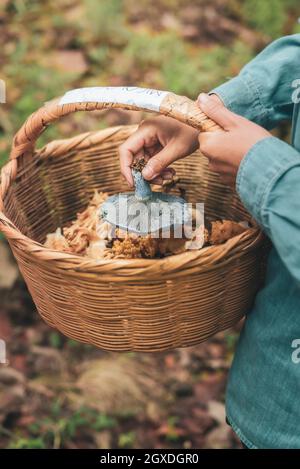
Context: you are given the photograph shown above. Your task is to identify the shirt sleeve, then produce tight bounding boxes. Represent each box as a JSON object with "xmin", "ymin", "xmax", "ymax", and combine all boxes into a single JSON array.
[
  {"xmin": 210, "ymin": 34, "xmax": 300, "ymax": 129},
  {"xmin": 237, "ymin": 135, "xmax": 300, "ymax": 284}
]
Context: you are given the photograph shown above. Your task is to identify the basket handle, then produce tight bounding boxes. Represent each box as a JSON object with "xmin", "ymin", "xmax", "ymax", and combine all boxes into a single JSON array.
[{"xmin": 10, "ymin": 86, "xmax": 222, "ymax": 160}]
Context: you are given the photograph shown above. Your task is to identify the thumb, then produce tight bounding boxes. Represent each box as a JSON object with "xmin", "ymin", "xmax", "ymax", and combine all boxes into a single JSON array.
[
  {"xmin": 197, "ymin": 93, "xmax": 240, "ymax": 130},
  {"xmin": 142, "ymin": 144, "xmax": 179, "ymax": 180}
]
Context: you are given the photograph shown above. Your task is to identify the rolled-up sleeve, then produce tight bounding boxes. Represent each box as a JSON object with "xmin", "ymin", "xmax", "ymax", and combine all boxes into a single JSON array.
[{"xmin": 236, "ymin": 135, "xmax": 300, "ymax": 283}]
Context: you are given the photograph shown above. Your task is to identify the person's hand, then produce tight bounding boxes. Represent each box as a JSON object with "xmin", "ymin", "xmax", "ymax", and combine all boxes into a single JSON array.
[
  {"xmin": 197, "ymin": 93, "xmax": 272, "ymax": 185},
  {"xmin": 119, "ymin": 115, "xmax": 199, "ymax": 187}
]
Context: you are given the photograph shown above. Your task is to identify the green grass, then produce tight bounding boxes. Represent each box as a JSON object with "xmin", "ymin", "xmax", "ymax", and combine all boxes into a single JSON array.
[
  {"xmin": 243, "ymin": 0, "xmax": 287, "ymax": 39},
  {"xmin": 6, "ymin": 404, "xmax": 118, "ymax": 449},
  {"xmin": 118, "ymin": 431, "xmax": 136, "ymax": 449},
  {"xmin": 8, "ymin": 437, "xmax": 46, "ymax": 449}
]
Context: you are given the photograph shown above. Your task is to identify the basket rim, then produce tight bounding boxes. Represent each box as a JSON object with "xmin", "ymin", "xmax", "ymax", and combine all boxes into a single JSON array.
[
  {"xmin": 0, "ymin": 206, "xmax": 264, "ymax": 278},
  {"xmin": 0, "ymin": 127, "xmax": 265, "ymax": 279}
]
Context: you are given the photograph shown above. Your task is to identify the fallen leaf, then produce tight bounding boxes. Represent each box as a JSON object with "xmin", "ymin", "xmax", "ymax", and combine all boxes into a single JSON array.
[{"xmin": 208, "ymin": 400, "xmax": 226, "ymax": 424}]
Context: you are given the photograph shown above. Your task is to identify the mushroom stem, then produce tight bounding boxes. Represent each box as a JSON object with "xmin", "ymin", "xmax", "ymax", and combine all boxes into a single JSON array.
[{"xmin": 132, "ymin": 169, "xmax": 152, "ymax": 201}]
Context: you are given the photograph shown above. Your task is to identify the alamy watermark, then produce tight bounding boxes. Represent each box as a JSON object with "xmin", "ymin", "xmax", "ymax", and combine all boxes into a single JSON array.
[
  {"xmin": 99, "ymin": 198, "xmax": 205, "ymax": 248},
  {"xmin": 291, "ymin": 339, "xmax": 300, "ymax": 364},
  {"xmin": 291, "ymin": 79, "xmax": 300, "ymax": 104}
]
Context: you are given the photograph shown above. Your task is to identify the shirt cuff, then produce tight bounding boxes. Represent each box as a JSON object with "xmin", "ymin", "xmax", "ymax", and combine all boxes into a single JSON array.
[
  {"xmin": 236, "ymin": 136, "xmax": 300, "ymax": 229},
  {"xmin": 210, "ymin": 73, "xmax": 269, "ymax": 125}
]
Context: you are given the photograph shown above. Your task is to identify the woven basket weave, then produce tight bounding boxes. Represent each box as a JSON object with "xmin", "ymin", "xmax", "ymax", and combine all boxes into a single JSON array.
[{"xmin": 0, "ymin": 87, "xmax": 266, "ymax": 352}]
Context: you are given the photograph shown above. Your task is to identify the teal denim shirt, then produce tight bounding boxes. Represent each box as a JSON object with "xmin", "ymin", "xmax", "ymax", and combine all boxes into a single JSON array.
[{"xmin": 211, "ymin": 34, "xmax": 300, "ymax": 448}]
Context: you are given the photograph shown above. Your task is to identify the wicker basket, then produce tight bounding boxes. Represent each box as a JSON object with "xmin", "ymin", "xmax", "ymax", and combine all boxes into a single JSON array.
[{"xmin": 0, "ymin": 87, "xmax": 266, "ymax": 352}]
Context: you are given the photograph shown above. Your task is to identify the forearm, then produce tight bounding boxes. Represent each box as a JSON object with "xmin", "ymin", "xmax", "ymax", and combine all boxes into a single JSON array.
[{"xmin": 237, "ymin": 136, "xmax": 300, "ymax": 283}]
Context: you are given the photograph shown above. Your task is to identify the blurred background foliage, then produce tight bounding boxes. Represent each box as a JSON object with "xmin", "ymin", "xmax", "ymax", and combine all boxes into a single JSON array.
[
  {"xmin": 0, "ymin": 0, "xmax": 299, "ymax": 166},
  {"xmin": 0, "ymin": 0, "xmax": 299, "ymax": 450}
]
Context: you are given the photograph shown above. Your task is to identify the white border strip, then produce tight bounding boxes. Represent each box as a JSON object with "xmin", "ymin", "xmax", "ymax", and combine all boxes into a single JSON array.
[{"xmin": 59, "ymin": 86, "xmax": 169, "ymax": 112}]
